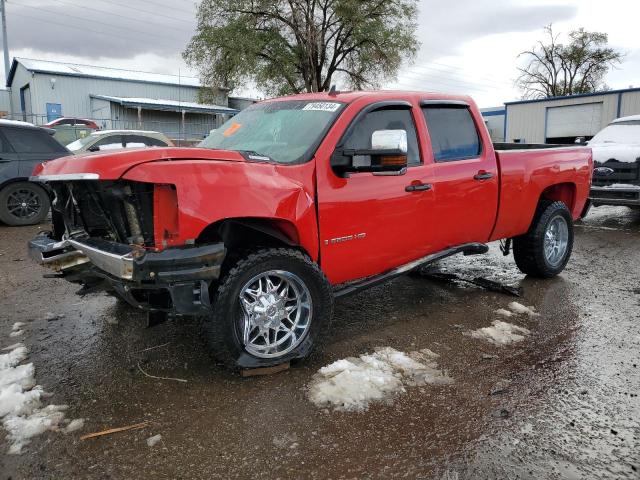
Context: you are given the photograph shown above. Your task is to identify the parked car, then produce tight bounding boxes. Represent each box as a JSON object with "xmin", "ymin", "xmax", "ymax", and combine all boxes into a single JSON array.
[
  {"xmin": 0, "ymin": 119, "xmax": 69, "ymax": 226},
  {"xmin": 66, "ymin": 130, "xmax": 174, "ymax": 153},
  {"xmin": 44, "ymin": 117, "xmax": 100, "ymax": 130},
  {"xmin": 28, "ymin": 91, "xmax": 592, "ymax": 369},
  {"xmin": 588, "ymin": 115, "xmax": 640, "ymax": 209}
]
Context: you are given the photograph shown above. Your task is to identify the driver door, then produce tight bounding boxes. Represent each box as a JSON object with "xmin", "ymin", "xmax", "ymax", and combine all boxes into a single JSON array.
[{"xmin": 316, "ymin": 102, "xmax": 435, "ymax": 285}]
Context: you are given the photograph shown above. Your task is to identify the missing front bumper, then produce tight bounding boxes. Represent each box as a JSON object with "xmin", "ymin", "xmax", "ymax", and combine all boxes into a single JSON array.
[{"xmin": 28, "ymin": 233, "xmax": 226, "ymax": 315}]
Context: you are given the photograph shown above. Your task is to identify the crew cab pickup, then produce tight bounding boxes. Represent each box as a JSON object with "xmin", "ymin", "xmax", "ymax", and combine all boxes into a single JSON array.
[{"xmin": 28, "ymin": 91, "xmax": 592, "ymax": 369}]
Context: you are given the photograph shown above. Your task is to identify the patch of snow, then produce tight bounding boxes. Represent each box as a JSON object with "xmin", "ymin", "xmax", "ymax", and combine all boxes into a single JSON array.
[
  {"xmin": 467, "ymin": 321, "xmax": 530, "ymax": 346},
  {"xmin": 9, "ymin": 330, "xmax": 24, "ymax": 338},
  {"xmin": 495, "ymin": 308, "xmax": 513, "ymax": 317},
  {"xmin": 0, "ymin": 345, "xmax": 28, "ymax": 369},
  {"xmin": 12, "ymin": 323, "xmax": 26, "ymax": 331},
  {"xmin": 508, "ymin": 301, "xmax": 539, "ymax": 317},
  {"xmin": 64, "ymin": 418, "xmax": 85, "ymax": 433},
  {"xmin": 146, "ymin": 434, "xmax": 162, "ymax": 447},
  {"xmin": 308, "ymin": 347, "xmax": 452, "ymax": 412},
  {"xmin": 4, "ymin": 405, "xmax": 68, "ymax": 454},
  {"xmin": 0, "ymin": 343, "xmax": 72, "ymax": 454}
]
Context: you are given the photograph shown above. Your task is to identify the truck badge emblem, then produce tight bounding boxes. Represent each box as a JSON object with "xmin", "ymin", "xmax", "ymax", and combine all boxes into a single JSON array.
[{"xmin": 324, "ymin": 233, "xmax": 367, "ymax": 246}]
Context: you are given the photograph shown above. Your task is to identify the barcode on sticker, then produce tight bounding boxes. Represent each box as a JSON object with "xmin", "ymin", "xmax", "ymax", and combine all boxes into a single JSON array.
[{"xmin": 302, "ymin": 102, "xmax": 341, "ymax": 112}]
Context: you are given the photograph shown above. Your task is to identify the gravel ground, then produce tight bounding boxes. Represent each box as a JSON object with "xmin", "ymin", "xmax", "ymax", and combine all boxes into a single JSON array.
[{"xmin": 0, "ymin": 206, "xmax": 638, "ymax": 479}]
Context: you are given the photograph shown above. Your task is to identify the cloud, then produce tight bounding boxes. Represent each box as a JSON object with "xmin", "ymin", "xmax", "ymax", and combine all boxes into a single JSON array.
[
  {"xmin": 415, "ymin": 0, "xmax": 577, "ymax": 59},
  {"xmin": 7, "ymin": 0, "xmax": 196, "ymax": 58}
]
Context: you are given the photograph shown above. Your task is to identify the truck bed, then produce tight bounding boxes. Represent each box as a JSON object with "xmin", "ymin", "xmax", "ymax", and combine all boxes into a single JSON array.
[{"xmin": 490, "ymin": 146, "xmax": 593, "ymax": 241}]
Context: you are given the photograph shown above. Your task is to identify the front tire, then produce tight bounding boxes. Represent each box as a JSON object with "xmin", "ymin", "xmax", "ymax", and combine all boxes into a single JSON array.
[
  {"xmin": 0, "ymin": 182, "xmax": 50, "ymax": 226},
  {"xmin": 513, "ymin": 200, "xmax": 574, "ymax": 278},
  {"xmin": 204, "ymin": 248, "xmax": 333, "ymax": 369}
]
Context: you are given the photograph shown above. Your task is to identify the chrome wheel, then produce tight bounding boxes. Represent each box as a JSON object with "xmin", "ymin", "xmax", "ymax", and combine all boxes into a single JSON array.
[
  {"xmin": 238, "ymin": 270, "xmax": 312, "ymax": 358},
  {"xmin": 7, "ymin": 187, "xmax": 41, "ymax": 220},
  {"xmin": 543, "ymin": 215, "xmax": 569, "ymax": 267}
]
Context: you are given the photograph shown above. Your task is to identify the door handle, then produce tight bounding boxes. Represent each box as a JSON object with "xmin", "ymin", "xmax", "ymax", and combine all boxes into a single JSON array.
[
  {"xmin": 405, "ymin": 183, "xmax": 432, "ymax": 192},
  {"xmin": 474, "ymin": 171, "xmax": 494, "ymax": 181}
]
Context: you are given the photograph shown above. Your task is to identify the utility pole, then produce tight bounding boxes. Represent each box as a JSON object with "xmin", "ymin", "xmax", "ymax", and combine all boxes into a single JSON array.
[{"xmin": 0, "ymin": 0, "xmax": 13, "ymax": 117}]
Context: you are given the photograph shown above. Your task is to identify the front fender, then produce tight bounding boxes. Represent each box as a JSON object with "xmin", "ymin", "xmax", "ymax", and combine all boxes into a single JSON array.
[{"xmin": 122, "ymin": 159, "xmax": 320, "ymax": 261}]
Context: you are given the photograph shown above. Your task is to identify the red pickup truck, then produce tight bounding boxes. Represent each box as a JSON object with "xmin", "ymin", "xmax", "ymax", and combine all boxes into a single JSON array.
[{"xmin": 28, "ymin": 91, "xmax": 592, "ymax": 369}]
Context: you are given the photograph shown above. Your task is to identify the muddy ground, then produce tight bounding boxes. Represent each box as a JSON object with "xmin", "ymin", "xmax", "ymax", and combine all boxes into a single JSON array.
[{"xmin": 0, "ymin": 206, "xmax": 638, "ymax": 479}]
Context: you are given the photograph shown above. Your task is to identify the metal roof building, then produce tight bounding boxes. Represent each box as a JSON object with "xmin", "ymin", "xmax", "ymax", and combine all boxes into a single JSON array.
[
  {"xmin": 5, "ymin": 58, "xmax": 248, "ymax": 143},
  {"xmin": 504, "ymin": 87, "xmax": 640, "ymax": 144}
]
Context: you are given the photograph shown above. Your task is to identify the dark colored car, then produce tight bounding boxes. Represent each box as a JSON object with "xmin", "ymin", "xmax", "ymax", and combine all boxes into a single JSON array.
[{"xmin": 0, "ymin": 120, "xmax": 70, "ymax": 226}]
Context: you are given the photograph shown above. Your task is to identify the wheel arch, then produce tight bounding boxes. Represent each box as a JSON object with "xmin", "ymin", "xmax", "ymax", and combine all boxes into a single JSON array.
[
  {"xmin": 196, "ymin": 217, "xmax": 310, "ymax": 258},
  {"xmin": 539, "ymin": 182, "xmax": 577, "ymax": 214}
]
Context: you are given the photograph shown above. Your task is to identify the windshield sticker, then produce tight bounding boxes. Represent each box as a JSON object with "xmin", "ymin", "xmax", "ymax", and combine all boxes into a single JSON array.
[
  {"xmin": 302, "ymin": 102, "xmax": 341, "ymax": 112},
  {"xmin": 223, "ymin": 122, "xmax": 243, "ymax": 137}
]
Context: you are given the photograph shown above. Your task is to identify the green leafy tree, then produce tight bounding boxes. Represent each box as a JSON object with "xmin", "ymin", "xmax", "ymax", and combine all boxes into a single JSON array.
[
  {"xmin": 184, "ymin": 0, "xmax": 419, "ymax": 99},
  {"xmin": 517, "ymin": 25, "xmax": 624, "ymax": 99}
]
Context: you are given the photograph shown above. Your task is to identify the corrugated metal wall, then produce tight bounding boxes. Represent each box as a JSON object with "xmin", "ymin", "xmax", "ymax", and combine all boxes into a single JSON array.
[
  {"xmin": 620, "ymin": 91, "xmax": 640, "ymax": 117},
  {"xmin": 8, "ymin": 63, "xmax": 230, "ymax": 123},
  {"xmin": 506, "ymin": 89, "xmax": 640, "ymax": 143},
  {"xmin": 30, "ymin": 73, "xmax": 206, "ymax": 119}
]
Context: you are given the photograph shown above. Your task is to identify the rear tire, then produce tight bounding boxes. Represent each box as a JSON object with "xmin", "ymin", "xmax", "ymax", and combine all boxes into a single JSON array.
[
  {"xmin": 513, "ymin": 201, "xmax": 574, "ymax": 278},
  {"xmin": 204, "ymin": 248, "xmax": 333, "ymax": 369},
  {"xmin": 0, "ymin": 182, "xmax": 50, "ymax": 226}
]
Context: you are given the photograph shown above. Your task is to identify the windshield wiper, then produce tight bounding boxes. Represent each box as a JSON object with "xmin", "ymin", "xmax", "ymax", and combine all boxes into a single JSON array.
[{"xmin": 237, "ymin": 150, "xmax": 275, "ymax": 163}]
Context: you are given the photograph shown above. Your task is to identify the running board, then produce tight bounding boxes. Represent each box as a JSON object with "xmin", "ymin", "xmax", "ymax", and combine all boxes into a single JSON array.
[{"xmin": 334, "ymin": 243, "xmax": 488, "ymax": 298}]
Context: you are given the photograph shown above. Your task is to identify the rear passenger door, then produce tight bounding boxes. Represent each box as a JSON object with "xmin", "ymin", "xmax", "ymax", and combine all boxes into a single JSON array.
[
  {"xmin": 2, "ymin": 127, "xmax": 69, "ymax": 177},
  {"xmin": 421, "ymin": 102, "xmax": 499, "ymax": 249}
]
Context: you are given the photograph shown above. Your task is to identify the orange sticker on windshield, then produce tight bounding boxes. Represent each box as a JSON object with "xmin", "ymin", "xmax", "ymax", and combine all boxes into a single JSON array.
[{"xmin": 223, "ymin": 122, "xmax": 242, "ymax": 137}]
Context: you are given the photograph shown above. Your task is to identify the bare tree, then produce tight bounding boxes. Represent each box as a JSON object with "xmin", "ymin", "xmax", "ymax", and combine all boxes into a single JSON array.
[{"xmin": 517, "ymin": 25, "xmax": 623, "ymax": 99}]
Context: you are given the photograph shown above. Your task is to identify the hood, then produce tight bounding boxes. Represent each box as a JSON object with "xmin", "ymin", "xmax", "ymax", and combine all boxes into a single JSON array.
[
  {"xmin": 31, "ymin": 147, "xmax": 246, "ymax": 181},
  {"xmin": 588, "ymin": 143, "xmax": 640, "ymax": 164}
]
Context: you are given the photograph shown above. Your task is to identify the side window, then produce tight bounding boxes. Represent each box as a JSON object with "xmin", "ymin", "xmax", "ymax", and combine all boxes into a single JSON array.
[
  {"xmin": 93, "ymin": 135, "xmax": 123, "ymax": 151},
  {"xmin": 0, "ymin": 131, "xmax": 13, "ymax": 153},
  {"xmin": 422, "ymin": 106, "xmax": 481, "ymax": 162},
  {"xmin": 124, "ymin": 135, "xmax": 168, "ymax": 148},
  {"xmin": 3, "ymin": 127, "xmax": 67, "ymax": 154},
  {"xmin": 342, "ymin": 107, "xmax": 421, "ymax": 166}
]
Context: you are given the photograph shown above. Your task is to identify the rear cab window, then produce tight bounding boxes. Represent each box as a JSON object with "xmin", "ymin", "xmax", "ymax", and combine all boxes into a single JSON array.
[
  {"xmin": 422, "ymin": 106, "xmax": 481, "ymax": 162},
  {"xmin": 93, "ymin": 135, "xmax": 124, "ymax": 151},
  {"xmin": 2, "ymin": 127, "xmax": 68, "ymax": 154},
  {"xmin": 124, "ymin": 135, "xmax": 168, "ymax": 148}
]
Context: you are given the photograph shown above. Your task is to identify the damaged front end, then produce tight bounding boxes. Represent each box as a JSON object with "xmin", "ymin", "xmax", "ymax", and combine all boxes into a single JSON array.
[{"xmin": 28, "ymin": 177, "xmax": 225, "ymax": 317}]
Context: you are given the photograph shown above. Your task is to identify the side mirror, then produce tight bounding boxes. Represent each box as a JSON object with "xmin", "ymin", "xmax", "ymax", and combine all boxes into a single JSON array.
[
  {"xmin": 332, "ymin": 129, "xmax": 408, "ymax": 176},
  {"xmin": 88, "ymin": 145, "xmax": 100, "ymax": 152}
]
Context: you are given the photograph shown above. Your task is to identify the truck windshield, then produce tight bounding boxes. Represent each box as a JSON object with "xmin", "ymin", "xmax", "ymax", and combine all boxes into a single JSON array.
[
  {"xmin": 199, "ymin": 100, "xmax": 345, "ymax": 164},
  {"xmin": 590, "ymin": 121, "xmax": 640, "ymax": 144}
]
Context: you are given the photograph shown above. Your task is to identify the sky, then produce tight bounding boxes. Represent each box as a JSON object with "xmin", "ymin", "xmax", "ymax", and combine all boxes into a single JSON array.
[{"xmin": 2, "ymin": 0, "xmax": 639, "ymax": 108}]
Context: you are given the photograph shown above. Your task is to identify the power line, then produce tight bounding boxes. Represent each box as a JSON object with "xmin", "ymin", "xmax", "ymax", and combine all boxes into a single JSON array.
[
  {"xmin": 408, "ymin": 63, "xmax": 515, "ymax": 88},
  {"xmin": 97, "ymin": 0, "xmax": 196, "ymax": 25},
  {"xmin": 16, "ymin": 2, "xmax": 187, "ymax": 44},
  {"xmin": 10, "ymin": 11, "xmax": 182, "ymax": 46},
  {"xmin": 138, "ymin": 0, "xmax": 197, "ymax": 16},
  {"xmin": 394, "ymin": 69, "xmax": 506, "ymax": 92},
  {"xmin": 39, "ymin": 0, "xmax": 196, "ymax": 34}
]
